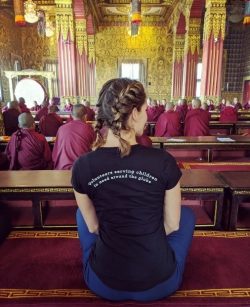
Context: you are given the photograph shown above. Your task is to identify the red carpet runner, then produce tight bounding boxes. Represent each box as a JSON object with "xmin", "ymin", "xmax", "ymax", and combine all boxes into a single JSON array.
[{"xmin": 0, "ymin": 231, "xmax": 249, "ymax": 306}]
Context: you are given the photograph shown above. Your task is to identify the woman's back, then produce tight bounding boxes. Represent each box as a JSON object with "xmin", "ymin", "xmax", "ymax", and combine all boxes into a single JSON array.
[{"xmin": 72, "ymin": 144, "xmax": 181, "ymax": 291}]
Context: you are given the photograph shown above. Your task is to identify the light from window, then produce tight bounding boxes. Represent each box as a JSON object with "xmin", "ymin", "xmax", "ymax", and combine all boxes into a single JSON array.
[
  {"xmin": 121, "ymin": 63, "xmax": 140, "ymax": 80},
  {"xmin": 196, "ymin": 62, "xmax": 202, "ymax": 97}
]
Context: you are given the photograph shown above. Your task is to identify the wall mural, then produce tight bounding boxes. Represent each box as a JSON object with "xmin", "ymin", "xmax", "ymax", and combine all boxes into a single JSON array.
[
  {"xmin": 95, "ymin": 26, "xmax": 173, "ymax": 100},
  {"xmin": 0, "ymin": 13, "xmax": 22, "ymax": 102}
]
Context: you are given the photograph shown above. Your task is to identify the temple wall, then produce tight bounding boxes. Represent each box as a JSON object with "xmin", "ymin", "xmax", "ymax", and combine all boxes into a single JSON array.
[
  {"xmin": 21, "ymin": 24, "xmax": 57, "ymax": 70},
  {"xmin": 95, "ymin": 26, "xmax": 173, "ymax": 100},
  {"xmin": 0, "ymin": 12, "xmax": 57, "ymax": 102},
  {"xmin": 0, "ymin": 12, "xmax": 22, "ymax": 102}
]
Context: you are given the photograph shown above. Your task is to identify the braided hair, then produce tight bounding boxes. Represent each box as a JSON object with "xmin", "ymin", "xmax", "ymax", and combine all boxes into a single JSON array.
[{"xmin": 93, "ymin": 78, "xmax": 146, "ymax": 157}]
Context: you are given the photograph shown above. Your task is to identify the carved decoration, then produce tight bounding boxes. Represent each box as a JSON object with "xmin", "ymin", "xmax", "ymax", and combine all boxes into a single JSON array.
[
  {"xmin": 184, "ymin": 18, "xmax": 201, "ymax": 55},
  {"xmin": 75, "ymin": 18, "xmax": 88, "ymax": 55},
  {"xmin": 95, "ymin": 26, "xmax": 173, "ymax": 100},
  {"xmin": 88, "ymin": 34, "xmax": 95, "ymax": 63},
  {"xmin": 173, "ymin": 34, "xmax": 185, "ymax": 62},
  {"xmin": 203, "ymin": 0, "xmax": 226, "ymax": 41},
  {"xmin": 55, "ymin": 0, "xmax": 74, "ymax": 41}
]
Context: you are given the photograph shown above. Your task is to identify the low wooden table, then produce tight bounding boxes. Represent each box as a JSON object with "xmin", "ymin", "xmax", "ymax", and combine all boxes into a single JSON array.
[
  {"xmin": 219, "ymin": 171, "xmax": 250, "ymax": 230},
  {"xmin": 150, "ymin": 135, "xmax": 250, "ymax": 162},
  {"xmin": 0, "ymin": 170, "xmax": 74, "ymax": 228},
  {"xmin": 181, "ymin": 169, "xmax": 226, "ymax": 229},
  {"xmin": 0, "ymin": 169, "xmax": 226, "ymax": 230}
]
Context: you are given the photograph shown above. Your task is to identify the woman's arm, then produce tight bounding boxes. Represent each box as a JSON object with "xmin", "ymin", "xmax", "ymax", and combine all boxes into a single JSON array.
[
  {"xmin": 73, "ymin": 189, "xmax": 99, "ymax": 234},
  {"xmin": 163, "ymin": 181, "xmax": 181, "ymax": 235}
]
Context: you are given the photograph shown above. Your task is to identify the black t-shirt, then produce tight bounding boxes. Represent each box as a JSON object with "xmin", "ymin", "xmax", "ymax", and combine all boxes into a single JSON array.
[{"xmin": 72, "ymin": 144, "xmax": 182, "ymax": 291}]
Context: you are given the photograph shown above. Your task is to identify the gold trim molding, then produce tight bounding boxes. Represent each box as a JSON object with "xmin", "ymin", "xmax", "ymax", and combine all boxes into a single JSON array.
[
  {"xmin": 181, "ymin": 188, "xmax": 224, "ymax": 193},
  {"xmin": 184, "ymin": 18, "xmax": 201, "ymax": 56},
  {"xmin": 0, "ymin": 188, "xmax": 74, "ymax": 193}
]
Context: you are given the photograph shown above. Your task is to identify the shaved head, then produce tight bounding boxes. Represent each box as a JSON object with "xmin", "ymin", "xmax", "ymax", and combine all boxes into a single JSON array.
[
  {"xmin": 72, "ymin": 104, "xmax": 86, "ymax": 120},
  {"xmin": 8, "ymin": 100, "xmax": 19, "ymax": 110},
  {"xmin": 18, "ymin": 113, "xmax": 34, "ymax": 129},
  {"xmin": 192, "ymin": 98, "xmax": 201, "ymax": 109},
  {"xmin": 165, "ymin": 102, "xmax": 174, "ymax": 111}
]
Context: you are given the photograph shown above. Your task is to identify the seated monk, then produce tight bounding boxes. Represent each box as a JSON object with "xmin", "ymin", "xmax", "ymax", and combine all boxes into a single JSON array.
[
  {"xmin": 155, "ymin": 102, "xmax": 182, "ymax": 137},
  {"xmin": 136, "ymin": 134, "xmax": 152, "ymax": 147},
  {"xmin": 233, "ymin": 97, "xmax": 242, "ymax": 111},
  {"xmin": 82, "ymin": 99, "xmax": 96, "ymax": 121},
  {"xmin": 64, "ymin": 99, "xmax": 73, "ymax": 112},
  {"xmin": 243, "ymin": 99, "xmax": 250, "ymax": 110},
  {"xmin": 18, "ymin": 97, "xmax": 30, "ymax": 113},
  {"xmin": 0, "ymin": 107, "xmax": 5, "ymax": 135},
  {"xmin": 5, "ymin": 113, "xmax": 52, "ymax": 170},
  {"xmin": 175, "ymin": 98, "xmax": 188, "ymax": 122},
  {"xmin": 30, "ymin": 100, "xmax": 41, "ymax": 112},
  {"xmin": 184, "ymin": 98, "xmax": 210, "ymax": 136},
  {"xmin": 34, "ymin": 100, "xmax": 49, "ymax": 121},
  {"xmin": 52, "ymin": 104, "xmax": 95, "ymax": 170},
  {"xmin": 217, "ymin": 98, "xmax": 226, "ymax": 111},
  {"xmin": 220, "ymin": 100, "xmax": 238, "ymax": 123},
  {"xmin": 39, "ymin": 105, "xmax": 63, "ymax": 137},
  {"xmin": 146, "ymin": 100, "xmax": 163, "ymax": 122},
  {"xmin": 2, "ymin": 101, "xmax": 21, "ymax": 136}
]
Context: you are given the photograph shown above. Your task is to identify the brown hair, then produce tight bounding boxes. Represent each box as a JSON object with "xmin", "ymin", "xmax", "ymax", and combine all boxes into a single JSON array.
[{"xmin": 93, "ymin": 78, "xmax": 146, "ymax": 157}]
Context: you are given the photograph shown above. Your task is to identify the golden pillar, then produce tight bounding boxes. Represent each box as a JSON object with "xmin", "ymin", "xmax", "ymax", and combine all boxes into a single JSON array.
[
  {"xmin": 200, "ymin": 0, "xmax": 226, "ymax": 103},
  {"xmin": 55, "ymin": 0, "xmax": 77, "ymax": 101},
  {"xmin": 182, "ymin": 18, "xmax": 201, "ymax": 100},
  {"xmin": 171, "ymin": 33, "xmax": 185, "ymax": 100}
]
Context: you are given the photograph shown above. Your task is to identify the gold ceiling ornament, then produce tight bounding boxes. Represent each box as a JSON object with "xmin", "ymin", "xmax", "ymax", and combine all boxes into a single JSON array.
[
  {"xmin": 24, "ymin": 0, "xmax": 38, "ymax": 23},
  {"xmin": 184, "ymin": 18, "xmax": 201, "ymax": 56},
  {"xmin": 13, "ymin": 0, "xmax": 26, "ymax": 26},
  {"xmin": 129, "ymin": 0, "xmax": 142, "ymax": 36},
  {"xmin": 55, "ymin": 0, "xmax": 74, "ymax": 41},
  {"xmin": 173, "ymin": 34, "xmax": 185, "ymax": 62},
  {"xmin": 87, "ymin": 34, "xmax": 95, "ymax": 63},
  {"xmin": 75, "ymin": 19, "xmax": 88, "ymax": 55},
  {"xmin": 203, "ymin": 0, "xmax": 226, "ymax": 41}
]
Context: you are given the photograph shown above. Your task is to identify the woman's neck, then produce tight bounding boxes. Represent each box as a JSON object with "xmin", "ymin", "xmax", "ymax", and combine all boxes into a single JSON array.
[{"xmin": 102, "ymin": 128, "xmax": 137, "ymax": 147}]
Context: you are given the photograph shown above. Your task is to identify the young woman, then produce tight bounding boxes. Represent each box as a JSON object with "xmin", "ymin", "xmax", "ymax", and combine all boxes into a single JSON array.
[{"xmin": 72, "ymin": 78, "xmax": 195, "ymax": 301}]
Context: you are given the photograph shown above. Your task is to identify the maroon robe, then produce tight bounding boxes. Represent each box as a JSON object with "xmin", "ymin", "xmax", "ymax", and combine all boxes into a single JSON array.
[
  {"xmin": 220, "ymin": 106, "xmax": 238, "ymax": 123},
  {"xmin": 175, "ymin": 104, "xmax": 188, "ymax": 123},
  {"xmin": 52, "ymin": 119, "xmax": 95, "ymax": 170},
  {"xmin": 30, "ymin": 105, "xmax": 42, "ymax": 112},
  {"xmin": 18, "ymin": 102, "xmax": 30, "ymax": 113},
  {"xmin": 85, "ymin": 106, "xmax": 96, "ymax": 121},
  {"xmin": 243, "ymin": 102, "xmax": 250, "ymax": 110},
  {"xmin": 5, "ymin": 129, "xmax": 52, "ymax": 170},
  {"xmin": 234, "ymin": 102, "xmax": 242, "ymax": 111},
  {"xmin": 39, "ymin": 113, "xmax": 63, "ymax": 136},
  {"xmin": 136, "ymin": 134, "xmax": 152, "ymax": 147},
  {"xmin": 184, "ymin": 109, "xmax": 210, "ymax": 136},
  {"xmin": 208, "ymin": 104, "xmax": 215, "ymax": 111},
  {"xmin": 3, "ymin": 109, "xmax": 20, "ymax": 136},
  {"xmin": 34, "ymin": 106, "xmax": 49, "ymax": 121},
  {"xmin": 155, "ymin": 110, "xmax": 182, "ymax": 137},
  {"xmin": 64, "ymin": 104, "xmax": 73, "ymax": 112},
  {"xmin": 146, "ymin": 106, "xmax": 163, "ymax": 122}
]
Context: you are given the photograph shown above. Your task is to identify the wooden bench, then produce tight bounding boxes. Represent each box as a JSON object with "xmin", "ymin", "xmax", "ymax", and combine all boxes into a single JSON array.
[
  {"xmin": 219, "ymin": 171, "xmax": 250, "ymax": 230},
  {"xmin": 0, "ymin": 169, "xmax": 226, "ymax": 230}
]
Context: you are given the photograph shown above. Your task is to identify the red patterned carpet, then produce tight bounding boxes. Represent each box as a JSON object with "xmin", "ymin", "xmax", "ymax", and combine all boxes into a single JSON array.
[{"xmin": 0, "ymin": 231, "xmax": 249, "ymax": 306}]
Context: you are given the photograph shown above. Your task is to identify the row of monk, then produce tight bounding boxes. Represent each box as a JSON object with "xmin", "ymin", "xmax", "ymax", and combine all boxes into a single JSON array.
[
  {"xmin": 0, "ymin": 105, "xmax": 152, "ymax": 171},
  {"xmin": 2, "ymin": 95, "xmax": 249, "ymax": 139}
]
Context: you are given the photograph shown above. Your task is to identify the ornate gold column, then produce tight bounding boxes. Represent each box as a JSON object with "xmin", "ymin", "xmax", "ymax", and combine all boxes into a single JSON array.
[
  {"xmin": 87, "ymin": 14, "xmax": 96, "ymax": 102},
  {"xmin": 55, "ymin": 0, "xmax": 77, "ymax": 100},
  {"xmin": 171, "ymin": 32, "xmax": 185, "ymax": 100},
  {"xmin": 182, "ymin": 18, "xmax": 201, "ymax": 100},
  {"xmin": 200, "ymin": 0, "xmax": 226, "ymax": 103},
  {"xmin": 74, "ymin": 0, "xmax": 89, "ymax": 99}
]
